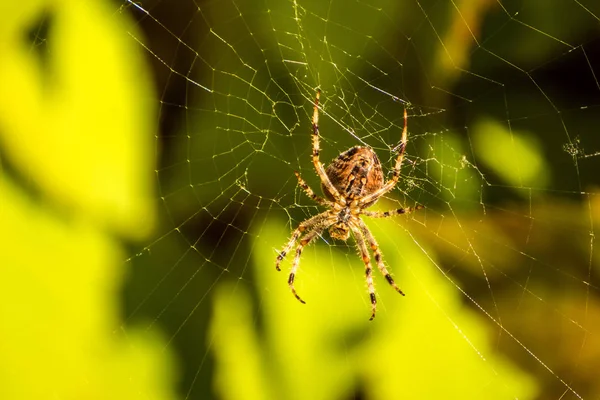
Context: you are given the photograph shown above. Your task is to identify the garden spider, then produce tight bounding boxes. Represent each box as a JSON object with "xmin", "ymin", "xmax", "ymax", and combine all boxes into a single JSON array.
[{"xmin": 275, "ymin": 90, "xmax": 423, "ymax": 320}]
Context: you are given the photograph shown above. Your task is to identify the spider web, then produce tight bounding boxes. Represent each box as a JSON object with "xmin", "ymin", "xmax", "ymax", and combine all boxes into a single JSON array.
[{"xmin": 121, "ymin": 0, "xmax": 600, "ymax": 399}]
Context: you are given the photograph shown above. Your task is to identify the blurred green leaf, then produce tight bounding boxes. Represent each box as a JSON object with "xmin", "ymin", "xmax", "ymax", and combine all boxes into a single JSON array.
[
  {"xmin": 0, "ymin": 177, "xmax": 178, "ymax": 400},
  {"xmin": 209, "ymin": 216, "xmax": 538, "ymax": 399},
  {"xmin": 0, "ymin": 0, "xmax": 155, "ymax": 238},
  {"xmin": 0, "ymin": 1, "xmax": 179, "ymax": 399},
  {"xmin": 473, "ymin": 117, "xmax": 549, "ymax": 190}
]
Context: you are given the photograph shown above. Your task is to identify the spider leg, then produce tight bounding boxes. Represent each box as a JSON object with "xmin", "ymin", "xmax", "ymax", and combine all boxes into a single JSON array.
[
  {"xmin": 311, "ymin": 90, "xmax": 345, "ymax": 205},
  {"xmin": 276, "ymin": 211, "xmax": 332, "ymax": 271},
  {"xmin": 349, "ymin": 222, "xmax": 378, "ymax": 321},
  {"xmin": 359, "ymin": 108, "xmax": 408, "ymax": 206},
  {"xmin": 356, "ymin": 218, "xmax": 405, "ymax": 296},
  {"xmin": 362, "ymin": 204, "xmax": 424, "ymax": 218},
  {"xmin": 295, "ymin": 171, "xmax": 333, "ymax": 207},
  {"xmin": 287, "ymin": 225, "xmax": 328, "ymax": 304}
]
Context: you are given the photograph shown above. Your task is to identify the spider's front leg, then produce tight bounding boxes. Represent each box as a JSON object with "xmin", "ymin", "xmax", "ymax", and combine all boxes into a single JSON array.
[
  {"xmin": 356, "ymin": 218, "xmax": 405, "ymax": 296},
  {"xmin": 287, "ymin": 227, "xmax": 325, "ymax": 304},
  {"xmin": 275, "ymin": 211, "xmax": 331, "ymax": 271},
  {"xmin": 349, "ymin": 223, "xmax": 378, "ymax": 320}
]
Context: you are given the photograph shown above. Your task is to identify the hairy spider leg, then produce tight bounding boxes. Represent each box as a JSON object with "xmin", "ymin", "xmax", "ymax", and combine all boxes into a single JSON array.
[
  {"xmin": 311, "ymin": 90, "xmax": 345, "ymax": 205},
  {"xmin": 357, "ymin": 218, "xmax": 405, "ymax": 296},
  {"xmin": 362, "ymin": 204, "xmax": 424, "ymax": 218},
  {"xmin": 288, "ymin": 224, "xmax": 330, "ymax": 304},
  {"xmin": 295, "ymin": 171, "xmax": 333, "ymax": 208},
  {"xmin": 348, "ymin": 223, "xmax": 378, "ymax": 320},
  {"xmin": 359, "ymin": 108, "xmax": 408, "ymax": 206},
  {"xmin": 276, "ymin": 211, "xmax": 332, "ymax": 271}
]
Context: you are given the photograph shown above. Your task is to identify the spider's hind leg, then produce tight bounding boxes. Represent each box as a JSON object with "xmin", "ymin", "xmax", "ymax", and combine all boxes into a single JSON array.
[
  {"xmin": 359, "ymin": 108, "xmax": 409, "ymax": 206},
  {"xmin": 310, "ymin": 90, "xmax": 344, "ymax": 205},
  {"xmin": 295, "ymin": 171, "xmax": 332, "ymax": 207}
]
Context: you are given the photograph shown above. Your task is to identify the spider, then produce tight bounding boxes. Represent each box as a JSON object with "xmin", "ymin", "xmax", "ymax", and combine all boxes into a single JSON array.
[{"xmin": 276, "ymin": 90, "xmax": 423, "ymax": 320}]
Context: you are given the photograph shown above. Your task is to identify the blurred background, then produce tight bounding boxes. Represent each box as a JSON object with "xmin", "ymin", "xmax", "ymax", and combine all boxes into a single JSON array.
[{"xmin": 1, "ymin": 0, "xmax": 600, "ymax": 399}]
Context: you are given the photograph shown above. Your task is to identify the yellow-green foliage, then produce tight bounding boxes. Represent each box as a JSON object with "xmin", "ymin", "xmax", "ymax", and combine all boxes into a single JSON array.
[
  {"xmin": 0, "ymin": 1, "xmax": 178, "ymax": 399},
  {"xmin": 472, "ymin": 118, "xmax": 550, "ymax": 190},
  {"xmin": 210, "ymin": 217, "xmax": 539, "ymax": 399}
]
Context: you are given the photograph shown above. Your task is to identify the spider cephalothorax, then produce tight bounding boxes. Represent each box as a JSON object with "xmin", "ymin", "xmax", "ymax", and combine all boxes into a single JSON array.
[{"xmin": 275, "ymin": 90, "xmax": 423, "ymax": 320}]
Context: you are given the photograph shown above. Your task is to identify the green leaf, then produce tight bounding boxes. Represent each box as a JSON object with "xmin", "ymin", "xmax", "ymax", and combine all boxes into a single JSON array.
[
  {"xmin": 0, "ymin": 177, "xmax": 178, "ymax": 399},
  {"xmin": 0, "ymin": 1, "xmax": 178, "ymax": 399},
  {"xmin": 472, "ymin": 117, "xmax": 549, "ymax": 190},
  {"xmin": 0, "ymin": 0, "xmax": 155, "ymax": 237},
  {"xmin": 210, "ymin": 216, "xmax": 538, "ymax": 399}
]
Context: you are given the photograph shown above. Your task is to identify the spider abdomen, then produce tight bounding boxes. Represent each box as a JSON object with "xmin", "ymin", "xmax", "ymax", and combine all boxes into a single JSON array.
[{"xmin": 321, "ymin": 146, "xmax": 384, "ymax": 206}]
